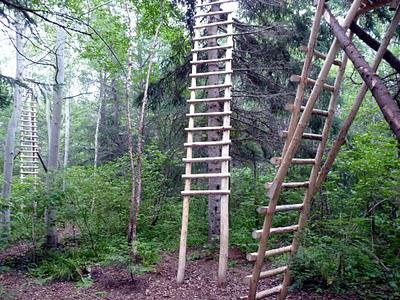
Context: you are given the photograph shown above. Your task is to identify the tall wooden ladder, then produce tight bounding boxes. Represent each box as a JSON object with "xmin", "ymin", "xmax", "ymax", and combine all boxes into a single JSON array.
[
  {"xmin": 20, "ymin": 94, "xmax": 39, "ymax": 179},
  {"xmin": 242, "ymin": 1, "xmax": 362, "ymax": 299},
  {"xmin": 177, "ymin": 0, "xmax": 235, "ymax": 285}
]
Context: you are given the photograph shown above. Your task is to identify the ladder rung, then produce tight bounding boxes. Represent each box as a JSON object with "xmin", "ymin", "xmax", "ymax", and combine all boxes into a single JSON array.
[
  {"xmin": 185, "ymin": 126, "xmax": 231, "ymax": 131},
  {"xmin": 193, "ymin": 33, "xmax": 231, "ymax": 41},
  {"xmin": 270, "ymin": 157, "xmax": 316, "ymax": 165},
  {"xmin": 183, "ymin": 156, "xmax": 231, "ymax": 163},
  {"xmin": 190, "ymin": 70, "xmax": 232, "ymax": 77},
  {"xmin": 266, "ymin": 181, "xmax": 309, "ymax": 189},
  {"xmin": 280, "ymin": 130, "xmax": 323, "ymax": 141},
  {"xmin": 255, "ymin": 285, "xmax": 283, "ymax": 299},
  {"xmin": 195, "ymin": 0, "xmax": 235, "ymax": 8},
  {"xmin": 181, "ymin": 190, "xmax": 230, "ymax": 196},
  {"xmin": 195, "ymin": 10, "xmax": 234, "ymax": 18},
  {"xmin": 192, "ymin": 45, "xmax": 233, "ymax": 53},
  {"xmin": 257, "ymin": 204, "xmax": 303, "ymax": 214},
  {"xmin": 182, "ymin": 173, "xmax": 230, "ymax": 179},
  {"xmin": 194, "ymin": 20, "xmax": 233, "ymax": 29},
  {"xmin": 246, "ymin": 246, "xmax": 292, "ymax": 262},
  {"xmin": 299, "ymin": 46, "xmax": 342, "ymax": 66},
  {"xmin": 252, "ymin": 225, "xmax": 299, "ymax": 239},
  {"xmin": 290, "ymin": 74, "xmax": 335, "ymax": 92},
  {"xmin": 184, "ymin": 140, "xmax": 231, "ymax": 147},
  {"xmin": 186, "ymin": 111, "xmax": 232, "ymax": 117},
  {"xmin": 189, "ymin": 83, "xmax": 231, "ymax": 91},
  {"xmin": 21, "ymin": 171, "xmax": 38, "ymax": 174},
  {"xmin": 191, "ymin": 58, "xmax": 230, "ymax": 65},
  {"xmin": 187, "ymin": 97, "xmax": 231, "ymax": 103},
  {"xmin": 301, "ymin": 105, "xmax": 329, "ymax": 117},
  {"xmin": 244, "ymin": 266, "xmax": 288, "ymax": 284}
]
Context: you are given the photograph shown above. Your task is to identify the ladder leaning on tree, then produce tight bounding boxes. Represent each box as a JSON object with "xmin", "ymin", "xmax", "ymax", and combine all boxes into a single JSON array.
[
  {"xmin": 242, "ymin": 0, "xmax": 400, "ymax": 299},
  {"xmin": 177, "ymin": 0, "xmax": 235, "ymax": 286}
]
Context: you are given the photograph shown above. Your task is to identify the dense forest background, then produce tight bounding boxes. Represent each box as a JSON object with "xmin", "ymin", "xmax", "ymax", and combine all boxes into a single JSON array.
[{"xmin": 0, "ymin": 0, "xmax": 399, "ymax": 299}]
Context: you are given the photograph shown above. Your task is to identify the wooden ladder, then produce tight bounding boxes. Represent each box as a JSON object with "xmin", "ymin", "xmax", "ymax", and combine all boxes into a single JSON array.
[
  {"xmin": 20, "ymin": 94, "xmax": 39, "ymax": 179},
  {"xmin": 177, "ymin": 0, "xmax": 235, "ymax": 285},
  {"xmin": 242, "ymin": 1, "xmax": 362, "ymax": 299}
]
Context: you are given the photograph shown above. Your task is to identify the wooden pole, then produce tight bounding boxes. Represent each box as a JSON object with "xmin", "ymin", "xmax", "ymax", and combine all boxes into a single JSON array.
[
  {"xmin": 177, "ymin": 27, "xmax": 198, "ymax": 284},
  {"xmin": 282, "ymin": 0, "xmax": 325, "ymax": 156},
  {"xmin": 316, "ymin": 5, "xmax": 400, "ymax": 190},
  {"xmin": 324, "ymin": 6, "xmax": 400, "ymax": 139},
  {"xmin": 218, "ymin": 11, "xmax": 233, "ymax": 285}
]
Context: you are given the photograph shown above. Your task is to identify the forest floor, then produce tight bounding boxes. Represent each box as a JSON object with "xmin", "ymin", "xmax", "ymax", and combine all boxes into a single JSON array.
[{"xmin": 0, "ymin": 243, "xmax": 355, "ymax": 300}]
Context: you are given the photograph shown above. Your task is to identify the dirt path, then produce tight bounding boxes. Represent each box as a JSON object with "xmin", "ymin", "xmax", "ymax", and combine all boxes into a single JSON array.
[{"xmin": 0, "ymin": 247, "xmax": 353, "ymax": 300}]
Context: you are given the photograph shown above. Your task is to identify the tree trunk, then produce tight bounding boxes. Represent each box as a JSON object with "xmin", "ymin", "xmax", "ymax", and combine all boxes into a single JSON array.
[
  {"xmin": 111, "ymin": 78, "xmax": 122, "ymax": 154},
  {"xmin": 325, "ymin": 7, "xmax": 400, "ymax": 139},
  {"xmin": 94, "ymin": 74, "xmax": 105, "ymax": 169},
  {"xmin": 350, "ymin": 22, "xmax": 400, "ymax": 74},
  {"xmin": 207, "ymin": 4, "xmax": 222, "ymax": 243},
  {"xmin": 1, "ymin": 16, "xmax": 25, "ymax": 239},
  {"xmin": 316, "ymin": 6, "xmax": 400, "ymax": 190},
  {"xmin": 62, "ymin": 94, "xmax": 70, "ymax": 190},
  {"xmin": 125, "ymin": 1, "xmax": 138, "ymax": 245},
  {"xmin": 45, "ymin": 24, "xmax": 66, "ymax": 248},
  {"xmin": 132, "ymin": 1, "xmax": 164, "ymax": 242},
  {"xmin": 46, "ymin": 96, "xmax": 51, "ymax": 147}
]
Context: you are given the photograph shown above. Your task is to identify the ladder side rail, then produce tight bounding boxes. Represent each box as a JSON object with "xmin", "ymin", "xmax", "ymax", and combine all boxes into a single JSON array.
[
  {"xmin": 218, "ymin": 11, "xmax": 233, "ymax": 285},
  {"xmin": 247, "ymin": 1, "xmax": 362, "ymax": 299},
  {"xmin": 315, "ymin": 5, "xmax": 400, "ymax": 190},
  {"xmin": 282, "ymin": 1, "xmax": 326, "ymax": 156},
  {"xmin": 177, "ymin": 16, "xmax": 200, "ymax": 283},
  {"xmin": 279, "ymin": 40, "xmax": 351, "ymax": 300}
]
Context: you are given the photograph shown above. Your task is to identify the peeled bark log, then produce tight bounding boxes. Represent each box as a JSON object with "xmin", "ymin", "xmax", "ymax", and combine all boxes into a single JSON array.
[
  {"xmin": 325, "ymin": 7, "xmax": 400, "ymax": 139},
  {"xmin": 1, "ymin": 16, "xmax": 25, "ymax": 239},
  {"xmin": 350, "ymin": 22, "xmax": 400, "ymax": 74}
]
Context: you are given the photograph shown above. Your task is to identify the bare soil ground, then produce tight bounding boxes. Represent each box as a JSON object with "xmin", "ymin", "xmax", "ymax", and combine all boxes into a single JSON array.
[{"xmin": 0, "ymin": 244, "xmax": 355, "ymax": 300}]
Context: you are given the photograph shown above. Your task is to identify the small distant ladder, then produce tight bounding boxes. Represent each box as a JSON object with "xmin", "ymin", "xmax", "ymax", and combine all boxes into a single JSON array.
[
  {"xmin": 242, "ymin": 1, "xmax": 361, "ymax": 299},
  {"xmin": 20, "ymin": 93, "xmax": 39, "ymax": 179},
  {"xmin": 177, "ymin": 0, "xmax": 235, "ymax": 285}
]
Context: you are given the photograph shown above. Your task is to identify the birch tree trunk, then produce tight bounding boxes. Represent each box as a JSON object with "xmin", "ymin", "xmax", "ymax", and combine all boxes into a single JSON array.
[
  {"xmin": 131, "ymin": 2, "xmax": 164, "ymax": 243},
  {"xmin": 1, "ymin": 16, "xmax": 25, "ymax": 239},
  {"xmin": 125, "ymin": 1, "xmax": 138, "ymax": 244},
  {"xmin": 45, "ymin": 24, "xmax": 66, "ymax": 248}
]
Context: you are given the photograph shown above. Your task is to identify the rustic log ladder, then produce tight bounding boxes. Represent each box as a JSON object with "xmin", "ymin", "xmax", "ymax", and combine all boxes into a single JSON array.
[
  {"xmin": 177, "ymin": 0, "xmax": 235, "ymax": 285},
  {"xmin": 243, "ymin": 0, "xmax": 400, "ymax": 299},
  {"xmin": 20, "ymin": 93, "xmax": 39, "ymax": 179}
]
